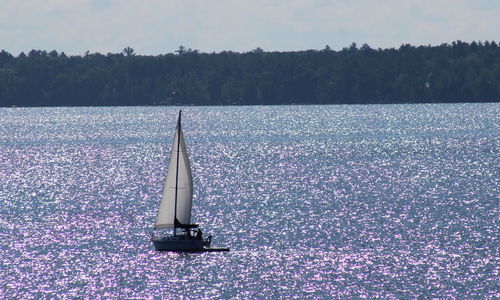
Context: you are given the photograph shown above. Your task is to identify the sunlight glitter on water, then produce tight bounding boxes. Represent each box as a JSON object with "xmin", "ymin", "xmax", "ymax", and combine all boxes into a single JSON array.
[{"xmin": 0, "ymin": 104, "xmax": 498, "ymax": 298}]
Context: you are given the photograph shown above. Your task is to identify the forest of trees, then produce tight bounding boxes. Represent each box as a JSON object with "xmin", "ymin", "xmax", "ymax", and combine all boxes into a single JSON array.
[{"xmin": 0, "ymin": 41, "xmax": 499, "ymax": 107}]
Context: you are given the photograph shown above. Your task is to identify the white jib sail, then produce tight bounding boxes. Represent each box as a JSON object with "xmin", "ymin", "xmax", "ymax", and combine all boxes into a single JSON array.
[{"xmin": 155, "ymin": 112, "xmax": 193, "ymax": 229}]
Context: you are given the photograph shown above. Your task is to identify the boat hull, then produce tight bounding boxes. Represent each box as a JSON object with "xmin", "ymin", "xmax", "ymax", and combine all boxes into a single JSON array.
[{"xmin": 152, "ymin": 235, "xmax": 209, "ymax": 251}]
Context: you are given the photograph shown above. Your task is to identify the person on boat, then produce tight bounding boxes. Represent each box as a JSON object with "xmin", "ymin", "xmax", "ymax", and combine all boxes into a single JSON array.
[{"xmin": 196, "ymin": 229, "xmax": 203, "ymax": 240}]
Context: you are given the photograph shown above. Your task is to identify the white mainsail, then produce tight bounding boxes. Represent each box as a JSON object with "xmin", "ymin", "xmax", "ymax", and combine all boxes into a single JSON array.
[{"xmin": 155, "ymin": 111, "xmax": 193, "ymax": 229}]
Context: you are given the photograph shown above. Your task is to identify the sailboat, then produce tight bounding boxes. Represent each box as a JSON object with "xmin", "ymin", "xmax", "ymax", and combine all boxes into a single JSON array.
[{"xmin": 151, "ymin": 111, "xmax": 228, "ymax": 252}]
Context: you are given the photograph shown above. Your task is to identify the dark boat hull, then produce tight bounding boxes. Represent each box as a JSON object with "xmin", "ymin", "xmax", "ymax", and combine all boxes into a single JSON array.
[{"xmin": 152, "ymin": 234, "xmax": 211, "ymax": 251}]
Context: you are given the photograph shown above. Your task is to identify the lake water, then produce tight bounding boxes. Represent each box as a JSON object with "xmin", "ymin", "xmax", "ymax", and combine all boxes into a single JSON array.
[{"xmin": 0, "ymin": 104, "xmax": 498, "ymax": 298}]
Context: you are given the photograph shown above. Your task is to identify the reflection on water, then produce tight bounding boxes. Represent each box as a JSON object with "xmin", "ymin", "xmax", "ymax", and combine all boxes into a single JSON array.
[{"xmin": 0, "ymin": 104, "xmax": 498, "ymax": 298}]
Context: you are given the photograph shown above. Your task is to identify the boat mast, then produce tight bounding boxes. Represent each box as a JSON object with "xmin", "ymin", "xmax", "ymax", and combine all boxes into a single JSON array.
[{"xmin": 173, "ymin": 110, "xmax": 182, "ymax": 235}]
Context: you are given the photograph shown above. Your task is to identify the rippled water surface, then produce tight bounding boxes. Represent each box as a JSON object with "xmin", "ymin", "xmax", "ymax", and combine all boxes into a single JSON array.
[{"xmin": 0, "ymin": 104, "xmax": 498, "ymax": 298}]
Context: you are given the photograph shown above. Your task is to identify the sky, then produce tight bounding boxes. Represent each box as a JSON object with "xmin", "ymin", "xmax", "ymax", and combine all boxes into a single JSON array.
[{"xmin": 0, "ymin": 0, "xmax": 499, "ymax": 55}]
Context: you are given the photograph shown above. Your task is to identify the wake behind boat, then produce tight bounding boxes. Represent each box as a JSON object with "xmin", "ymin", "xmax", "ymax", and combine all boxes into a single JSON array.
[{"xmin": 151, "ymin": 111, "xmax": 229, "ymax": 252}]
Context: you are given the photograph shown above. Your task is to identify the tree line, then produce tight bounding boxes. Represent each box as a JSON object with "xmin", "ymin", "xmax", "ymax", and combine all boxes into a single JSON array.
[{"xmin": 0, "ymin": 41, "xmax": 499, "ymax": 107}]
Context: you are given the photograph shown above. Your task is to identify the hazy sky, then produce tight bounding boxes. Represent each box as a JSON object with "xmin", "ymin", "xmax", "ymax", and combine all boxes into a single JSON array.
[{"xmin": 1, "ymin": 0, "xmax": 498, "ymax": 55}]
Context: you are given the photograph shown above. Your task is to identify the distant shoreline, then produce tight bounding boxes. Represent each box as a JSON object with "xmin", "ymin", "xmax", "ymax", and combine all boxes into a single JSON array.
[
  {"xmin": 1, "ymin": 41, "xmax": 499, "ymax": 107},
  {"xmin": 3, "ymin": 100, "xmax": 498, "ymax": 109}
]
